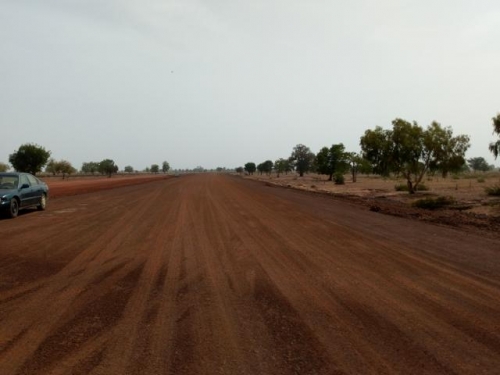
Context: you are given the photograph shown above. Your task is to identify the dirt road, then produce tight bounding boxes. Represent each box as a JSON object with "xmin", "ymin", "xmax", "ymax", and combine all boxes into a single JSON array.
[{"xmin": 1, "ymin": 174, "xmax": 499, "ymax": 374}]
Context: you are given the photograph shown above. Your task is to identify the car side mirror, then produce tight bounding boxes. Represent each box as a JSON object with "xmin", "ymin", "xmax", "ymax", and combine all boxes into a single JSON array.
[{"xmin": 21, "ymin": 183, "xmax": 30, "ymax": 189}]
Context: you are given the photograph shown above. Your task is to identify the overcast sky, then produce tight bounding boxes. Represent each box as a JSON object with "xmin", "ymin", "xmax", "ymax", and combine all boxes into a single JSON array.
[{"xmin": 1, "ymin": 0, "xmax": 500, "ymax": 170}]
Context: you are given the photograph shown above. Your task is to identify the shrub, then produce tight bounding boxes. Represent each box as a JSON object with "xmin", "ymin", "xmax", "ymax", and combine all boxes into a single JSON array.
[
  {"xmin": 413, "ymin": 196, "xmax": 455, "ymax": 210},
  {"xmin": 395, "ymin": 183, "xmax": 428, "ymax": 192},
  {"xmin": 485, "ymin": 185, "xmax": 500, "ymax": 196},
  {"xmin": 477, "ymin": 177, "xmax": 485, "ymax": 183},
  {"xmin": 334, "ymin": 173, "xmax": 345, "ymax": 185}
]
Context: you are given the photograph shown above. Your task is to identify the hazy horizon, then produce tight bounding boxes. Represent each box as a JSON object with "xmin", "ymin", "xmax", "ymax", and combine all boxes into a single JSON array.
[{"xmin": 2, "ymin": 1, "xmax": 500, "ymax": 170}]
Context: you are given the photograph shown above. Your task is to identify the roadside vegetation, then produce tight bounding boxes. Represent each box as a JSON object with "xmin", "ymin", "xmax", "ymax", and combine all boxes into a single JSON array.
[
  {"xmin": 485, "ymin": 185, "xmax": 500, "ymax": 196},
  {"xmin": 2, "ymin": 113, "xmax": 499, "ymax": 189},
  {"xmin": 235, "ymin": 114, "xmax": 500, "ymax": 219},
  {"xmin": 412, "ymin": 196, "xmax": 455, "ymax": 210}
]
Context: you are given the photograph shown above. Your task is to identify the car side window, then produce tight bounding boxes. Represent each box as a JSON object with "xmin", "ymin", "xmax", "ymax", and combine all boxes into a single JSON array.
[
  {"xmin": 27, "ymin": 175, "xmax": 38, "ymax": 186},
  {"xmin": 20, "ymin": 175, "xmax": 30, "ymax": 187}
]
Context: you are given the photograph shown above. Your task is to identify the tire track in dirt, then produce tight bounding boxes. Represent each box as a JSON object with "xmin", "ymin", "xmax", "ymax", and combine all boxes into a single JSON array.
[
  {"xmin": 216, "ymin": 178, "xmax": 498, "ymax": 373},
  {"xmin": 0, "ymin": 180, "xmax": 176, "ymax": 374},
  {"xmin": 1, "ymin": 174, "xmax": 499, "ymax": 374}
]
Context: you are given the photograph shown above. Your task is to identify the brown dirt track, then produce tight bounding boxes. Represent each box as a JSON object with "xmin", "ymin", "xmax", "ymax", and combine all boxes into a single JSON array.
[{"xmin": 0, "ymin": 174, "xmax": 499, "ymax": 375}]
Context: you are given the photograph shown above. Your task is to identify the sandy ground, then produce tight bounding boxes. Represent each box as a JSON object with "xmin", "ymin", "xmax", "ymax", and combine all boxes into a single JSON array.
[
  {"xmin": 247, "ymin": 172, "xmax": 500, "ymax": 235},
  {"xmin": 44, "ymin": 174, "xmax": 170, "ymax": 198},
  {"xmin": 1, "ymin": 174, "xmax": 499, "ymax": 374}
]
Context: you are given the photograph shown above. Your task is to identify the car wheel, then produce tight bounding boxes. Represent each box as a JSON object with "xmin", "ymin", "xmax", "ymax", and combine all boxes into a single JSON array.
[
  {"xmin": 9, "ymin": 199, "xmax": 19, "ymax": 218},
  {"xmin": 38, "ymin": 194, "xmax": 47, "ymax": 211}
]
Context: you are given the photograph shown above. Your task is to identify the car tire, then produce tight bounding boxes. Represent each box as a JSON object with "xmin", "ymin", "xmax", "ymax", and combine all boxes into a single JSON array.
[
  {"xmin": 9, "ymin": 199, "xmax": 19, "ymax": 218},
  {"xmin": 38, "ymin": 194, "xmax": 47, "ymax": 211}
]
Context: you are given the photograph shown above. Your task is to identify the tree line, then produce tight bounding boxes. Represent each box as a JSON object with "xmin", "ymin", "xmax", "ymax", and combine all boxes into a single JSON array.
[
  {"xmin": 238, "ymin": 115, "xmax": 500, "ymax": 194},
  {"xmin": 2, "ymin": 114, "xmax": 499, "ymax": 186},
  {"xmin": 2, "ymin": 143, "xmax": 170, "ymax": 178}
]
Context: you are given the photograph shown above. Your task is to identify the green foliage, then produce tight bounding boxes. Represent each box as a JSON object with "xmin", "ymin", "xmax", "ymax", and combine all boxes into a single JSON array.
[
  {"xmin": 360, "ymin": 119, "xmax": 470, "ymax": 193},
  {"xmin": 467, "ymin": 157, "xmax": 491, "ymax": 172},
  {"xmin": 359, "ymin": 126, "xmax": 392, "ymax": 176},
  {"xmin": 81, "ymin": 161, "xmax": 99, "ymax": 174},
  {"xmin": 244, "ymin": 162, "xmax": 256, "ymax": 175},
  {"xmin": 151, "ymin": 164, "xmax": 159, "ymax": 174},
  {"xmin": 290, "ymin": 144, "xmax": 315, "ymax": 177},
  {"xmin": 47, "ymin": 159, "xmax": 76, "ymax": 179},
  {"xmin": 489, "ymin": 113, "xmax": 500, "ymax": 159},
  {"xmin": 56, "ymin": 160, "xmax": 76, "ymax": 179},
  {"xmin": 0, "ymin": 162, "xmax": 10, "ymax": 172},
  {"xmin": 162, "ymin": 161, "xmax": 170, "ymax": 173},
  {"xmin": 316, "ymin": 144, "xmax": 349, "ymax": 181},
  {"xmin": 257, "ymin": 160, "xmax": 273, "ymax": 175},
  {"xmin": 9, "ymin": 143, "xmax": 51, "ymax": 175},
  {"xmin": 413, "ymin": 196, "xmax": 455, "ymax": 210},
  {"xmin": 426, "ymin": 122, "xmax": 470, "ymax": 178},
  {"xmin": 235, "ymin": 166, "xmax": 244, "ymax": 174},
  {"xmin": 395, "ymin": 183, "xmax": 428, "ymax": 192},
  {"xmin": 485, "ymin": 185, "xmax": 500, "ymax": 196},
  {"xmin": 346, "ymin": 152, "xmax": 370, "ymax": 182},
  {"xmin": 124, "ymin": 165, "xmax": 134, "ymax": 173},
  {"xmin": 98, "ymin": 159, "xmax": 118, "ymax": 177},
  {"xmin": 45, "ymin": 158, "xmax": 57, "ymax": 175},
  {"xmin": 334, "ymin": 173, "xmax": 345, "ymax": 185},
  {"xmin": 274, "ymin": 158, "xmax": 292, "ymax": 177},
  {"xmin": 477, "ymin": 177, "xmax": 485, "ymax": 183}
]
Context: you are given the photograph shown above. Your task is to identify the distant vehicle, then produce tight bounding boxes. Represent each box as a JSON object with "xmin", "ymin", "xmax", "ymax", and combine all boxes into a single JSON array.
[{"xmin": 0, "ymin": 172, "xmax": 49, "ymax": 218}]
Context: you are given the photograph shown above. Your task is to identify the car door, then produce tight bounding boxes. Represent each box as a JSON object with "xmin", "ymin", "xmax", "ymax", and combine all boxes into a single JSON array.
[
  {"xmin": 27, "ymin": 174, "xmax": 42, "ymax": 204},
  {"xmin": 18, "ymin": 174, "xmax": 33, "ymax": 207}
]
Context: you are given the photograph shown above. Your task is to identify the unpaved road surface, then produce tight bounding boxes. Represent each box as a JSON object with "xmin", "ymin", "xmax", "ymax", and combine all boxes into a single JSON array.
[{"xmin": 1, "ymin": 174, "xmax": 499, "ymax": 375}]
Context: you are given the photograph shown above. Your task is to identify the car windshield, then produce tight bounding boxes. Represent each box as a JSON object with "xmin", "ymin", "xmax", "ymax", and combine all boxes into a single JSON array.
[{"xmin": 0, "ymin": 176, "xmax": 19, "ymax": 189}]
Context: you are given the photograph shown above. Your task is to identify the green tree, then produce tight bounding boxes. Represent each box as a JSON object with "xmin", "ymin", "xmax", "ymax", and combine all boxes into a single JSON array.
[
  {"xmin": 9, "ymin": 143, "xmax": 51, "ymax": 175},
  {"xmin": 244, "ymin": 162, "xmax": 256, "ymax": 175},
  {"xmin": 426, "ymin": 122, "xmax": 470, "ymax": 178},
  {"xmin": 235, "ymin": 166, "xmax": 244, "ymax": 174},
  {"xmin": 46, "ymin": 158, "xmax": 58, "ymax": 175},
  {"xmin": 260, "ymin": 160, "xmax": 273, "ymax": 175},
  {"xmin": 274, "ymin": 158, "xmax": 288, "ymax": 177},
  {"xmin": 359, "ymin": 126, "xmax": 393, "ymax": 176},
  {"xmin": 316, "ymin": 144, "xmax": 349, "ymax": 181},
  {"xmin": 150, "ymin": 164, "xmax": 159, "ymax": 174},
  {"xmin": 316, "ymin": 147, "xmax": 331, "ymax": 178},
  {"xmin": 467, "ymin": 157, "xmax": 491, "ymax": 172},
  {"xmin": 345, "ymin": 152, "xmax": 368, "ymax": 182},
  {"xmin": 489, "ymin": 113, "xmax": 500, "ymax": 159},
  {"xmin": 81, "ymin": 162, "xmax": 100, "ymax": 174},
  {"xmin": 98, "ymin": 159, "xmax": 118, "ymax": 177},
  {"xmin": 256, "ymin": 163, "xmax": 264, "ymax": 175},
  {"xmin": 56, "ymin": 160, "xmax": 76, "ymax": 179},
  {"xmin": 290, "ymin": 144, "xmax": 315, "ymax": 177},
  {"xmin": 124, "ymin": 165, "xmax": 134, "ymax": 173},
  {"xmin": 46, "ymin": 159, "xmax": 75, "ymax": 178},
  {"xmin": 162, "ymin": 161, "xmax": 170, "ymax": 173},
  {"xmin": 360, "ymin": 119, "xmax": 470, "ymax": 193},
  {"xmin": 0, "ymin": 162, "xmax": 9, "ymax": 172}
]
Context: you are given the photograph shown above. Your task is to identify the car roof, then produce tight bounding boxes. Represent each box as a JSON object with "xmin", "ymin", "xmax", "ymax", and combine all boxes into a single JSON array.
[{"xmin": 0, "ymin": 172, "xmax": 37, "ymax": 179}]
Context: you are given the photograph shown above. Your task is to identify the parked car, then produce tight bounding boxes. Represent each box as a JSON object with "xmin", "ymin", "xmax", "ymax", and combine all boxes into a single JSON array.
[{"xmin": 0, "ymin": 172, "xmax": 49, "ymax": 218}]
